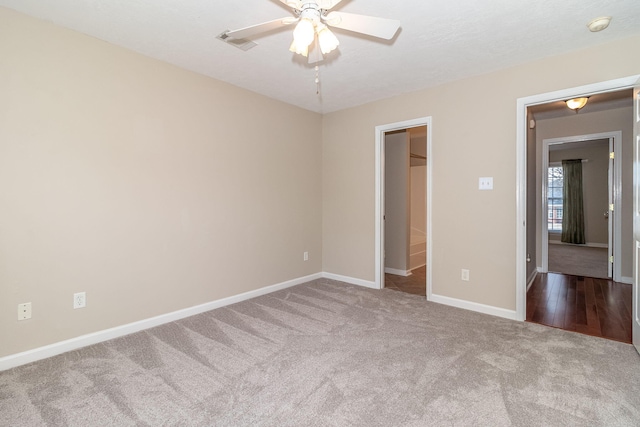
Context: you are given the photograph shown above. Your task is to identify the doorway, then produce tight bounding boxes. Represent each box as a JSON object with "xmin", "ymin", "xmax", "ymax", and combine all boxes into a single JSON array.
[
  {"xmin": 374, "ymin": 117, "xmax": 432, "ymax": 297},
  {"xmin": 515, "ymin": 75, "xmax": 639, "ymax": 337},
  {"xmin": 529, "ymin": 126, "xmax": 630, "ymax": 342},
  {"xmin": 383, "ymin": 126, "xmax": 427, "ymax": 296},
  {"xmin": 526, "ymin": 85, "xmax": 633, "ymax": 343},
  {"xmin": 540, "ymin": 133, "xmax": 622, "ymax": 281}
]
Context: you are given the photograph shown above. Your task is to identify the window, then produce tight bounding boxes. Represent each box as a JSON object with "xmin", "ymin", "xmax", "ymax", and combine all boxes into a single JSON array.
[{"xmin": 548, "ymin": 165, "xmax": 563, "ymax": 231}]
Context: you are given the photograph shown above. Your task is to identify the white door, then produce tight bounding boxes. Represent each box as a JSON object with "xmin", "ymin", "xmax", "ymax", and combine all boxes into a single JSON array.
[{"xmin": 633, "ymin": 78, "xmax": 640, "ymax": 352}]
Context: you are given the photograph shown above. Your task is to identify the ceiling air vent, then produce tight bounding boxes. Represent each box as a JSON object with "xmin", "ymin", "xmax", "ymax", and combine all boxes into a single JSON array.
[{"xmin": 217, "ymin": 31, "xmax": 257, "ymax": 51}]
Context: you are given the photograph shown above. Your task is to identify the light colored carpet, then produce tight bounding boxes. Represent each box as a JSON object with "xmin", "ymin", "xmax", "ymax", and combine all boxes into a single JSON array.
[
  {"xmin": 548, "ymin": 244, "xmax": 608, "ymax": 279},
  {"xmin": 2, "ymin": 279, "xmax": 639, "ymax": 426}
]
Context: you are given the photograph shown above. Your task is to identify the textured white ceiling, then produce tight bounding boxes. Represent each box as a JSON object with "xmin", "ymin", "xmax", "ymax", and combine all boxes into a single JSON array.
[{"xmin": 2, "ymin": 0, "xmax": 640, "ymax": 113}]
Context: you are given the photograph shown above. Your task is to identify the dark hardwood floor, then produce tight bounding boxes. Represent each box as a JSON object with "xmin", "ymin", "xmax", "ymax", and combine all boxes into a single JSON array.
[
  {"xmin": 527, "ymin": 272, "xmax": 632, "ymax": 343},
  {"xmin": 385, "ymin": 266, "xmax": 426, "ymax": 296}
]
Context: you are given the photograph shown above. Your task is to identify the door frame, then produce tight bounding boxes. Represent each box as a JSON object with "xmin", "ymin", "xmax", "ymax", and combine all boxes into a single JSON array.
[
  {"xmin": 516, "ymin": 74, "xmax": 640, "ymax": 321},
  {"xmin": 632, "ymin": 77, "xmax": 640, "ymax": 352},
  {"xmin": 375, "ymin": 117, "xmax": 432, "ymax": 295},
  {"xmin": 540, "ymin": 132, "xmax": 622, "ymax": 281}
]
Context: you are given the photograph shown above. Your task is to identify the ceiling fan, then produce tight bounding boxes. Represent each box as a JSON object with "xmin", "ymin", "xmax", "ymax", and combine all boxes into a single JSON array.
[{"xmin": 220, "ymin": 0, "xmax": 400, "ymax": 63}]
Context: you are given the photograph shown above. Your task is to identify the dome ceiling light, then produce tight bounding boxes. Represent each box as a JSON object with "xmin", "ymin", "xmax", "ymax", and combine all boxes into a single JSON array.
[
  {"xmin": 587, "ymin": 16, "xmax": 611, "ymax": 32},
  {"xmin": 565, "ymin": 97, "xmax": 589, "ymax": 113}
]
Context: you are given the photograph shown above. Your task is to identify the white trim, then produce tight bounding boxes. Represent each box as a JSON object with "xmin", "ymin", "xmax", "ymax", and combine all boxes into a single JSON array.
[
  {"xmin": 541, "ymin": 131, "xmax": 622, "ymax": 280},
  {"xmin": 516, "ymin": 74, "xmax": 640, "ymax": 323},
  {"xmin": 430, "ymin": 293, "xmax": 518, "ymax": 321},
  {"xmin": 321, "ymin": 272, "xmax": 377, "ymax": 289},
  {"xmin": 540, "ymin": 144, "xmax": 550, "ymax": 273},
  {"xmin": 0, "ymin": 272, "xmax": 322, "ymax": 372},
  {"xmin": 375, "ymin": 117, "xmax": 433, "ymax": 297},
  {"xmin": 591, "ymin": 243, "xmax": 609, "ymax": 249},
  {"xmin": 410, "ymin": 263, "xmax": 426, "ymax": 271},
  {"xmin": 384, "ymin": 268, "xmax": 412, "ymax": 276},
  {"xmin": 620, "ymin": 276, "xmax": 633, "ymax": 285}
]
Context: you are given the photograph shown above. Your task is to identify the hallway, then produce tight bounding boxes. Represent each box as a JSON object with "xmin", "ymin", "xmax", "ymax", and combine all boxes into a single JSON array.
[
  {"xmin": 385, "ymin": 266, "xmax": 426, "ymax": 297},
  {"xmin": 527, "ymin": 272, "xmax": 631, "ymax": 343}
]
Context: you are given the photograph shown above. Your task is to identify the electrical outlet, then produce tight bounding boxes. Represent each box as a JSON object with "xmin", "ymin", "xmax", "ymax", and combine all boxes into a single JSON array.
[
  {"xmin": 18, "ymin": 302, "xmax": 32, "ymax": 320},
  {"xmin": 73, "ymin": 292, "xmax": 86, "ymax": 309},
  {"xmin": 303, "ymin": 251, "xmax": 309, "ymax": 261},
  {"xmin": 461, "ymin": 269, "xmax": 470, "ymax": 281}
]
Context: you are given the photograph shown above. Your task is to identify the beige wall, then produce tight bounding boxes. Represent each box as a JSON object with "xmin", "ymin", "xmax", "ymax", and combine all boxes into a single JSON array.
[
  {"xmin": 409, "ymin": 127, "xmax": 427, "ymax": 236},
  {"xmin": 2, "ymin": 6, "xmax": 639, "ymax": 360},
  {"xmin": 0, "ymin": 8, "xmax": 322, "ymax": 357},
  {"xmin": 536, "ymin": 107, "xmax": 633, "ymax": 278},
  {"xmin": 411, "ymin": 166, "xmax": 427, "ymax": 235},
  {"xmin": 322, "ymin": 35, "xmax": 640, "ymax": 311}
]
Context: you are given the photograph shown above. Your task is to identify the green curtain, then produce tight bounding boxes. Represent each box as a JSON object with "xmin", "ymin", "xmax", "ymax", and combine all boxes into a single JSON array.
[{"xmin": 561, "ymin": 159, "xmax": 585, "ymax": 244}]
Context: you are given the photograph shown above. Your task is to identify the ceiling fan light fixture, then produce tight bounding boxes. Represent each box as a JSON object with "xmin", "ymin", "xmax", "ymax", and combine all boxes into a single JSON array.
[
  {"xmin": 565, "ymin": 97, "xmax": 589, "ymax": 111},
  {"xmin": 317, "ymin": 24, "xmax": 339, "ymax": 54},
  {"xmin": 224, "ymin": 0, "xmax": 401, "ymax": 64},
  {"xmin": 293, "ymin": 18, "xmax": 315, "ymax": 49},
  {"xmin": 289, "ymin": 39, "xmax": 309, "ymax": 57}
]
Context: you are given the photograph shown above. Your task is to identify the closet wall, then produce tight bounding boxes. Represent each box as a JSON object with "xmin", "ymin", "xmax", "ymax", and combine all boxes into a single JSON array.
[{"xmin": 384, "ymin": 127, "xmax": 427, "ymax": 275}]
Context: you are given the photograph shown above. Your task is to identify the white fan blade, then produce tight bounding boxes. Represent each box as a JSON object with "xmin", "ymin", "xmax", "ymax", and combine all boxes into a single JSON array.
[
  {"xmin": 325, "ymin": 12, "xmax": 400, "ymax": 40},
  {"xmin": 278, "ymin": 0, "xmax": 302, "ymax": 9},
  {"xmin": 279, "ymin": 0, "xmax": 342, "ymax": 10},
  {"xmin": 226, "ymin": 17, "xmax": 296, "ymax": 40},
  {"xmin": 318, "ymin": 0, "xmax": 345, "ymax": 9}
]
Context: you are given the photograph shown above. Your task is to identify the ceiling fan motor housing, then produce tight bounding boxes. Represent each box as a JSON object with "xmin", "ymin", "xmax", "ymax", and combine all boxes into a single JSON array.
[{"xmin": 298, "ymin": 2, "xmax": 324, "ymax": 23}]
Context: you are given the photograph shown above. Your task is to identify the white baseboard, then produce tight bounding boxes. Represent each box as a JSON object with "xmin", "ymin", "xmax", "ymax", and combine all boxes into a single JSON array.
[
  {"xmin": 430, "ymin": 293, "xmax": 517, "ymax": 321},
  {"xmin": 384, "ymin": 268, "xmax": 411, "ymax": 277},
  {"xmin": 548, "ymin": 241, "xmax": 608, "ymax": 248},
  {"xmin": 410, "ymin": 263, "xmax": 426, "ymax": 271},
  {"xmin": 537, "ymin": 266, "xmax": 632, "ymax": 285},
  {"xmin": 587, "ymin": 243, "xmax": 608, "ymax": 248},
  {"xmin": 0, "ymin": 272, "xmax": 323, "ymax": 372},
  {"xmin": 321, "ymin": 272, "xmax": 378, "ymax": 289}
]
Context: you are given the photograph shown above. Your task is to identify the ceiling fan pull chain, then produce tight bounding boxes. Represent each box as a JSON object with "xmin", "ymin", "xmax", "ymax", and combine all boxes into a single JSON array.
[{"xmin": 315, "ymin": 65, "xmax": 320, "ymax": 95}]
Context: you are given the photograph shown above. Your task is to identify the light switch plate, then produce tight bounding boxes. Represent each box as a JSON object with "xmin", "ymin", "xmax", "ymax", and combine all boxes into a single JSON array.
[
  {"xmin": 479, "ymin": 177, "xmax": 493, "ymax": 190},
  {"xmin": 18, "ymin": 302, "xmax": 32, "ymax": 320}
]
